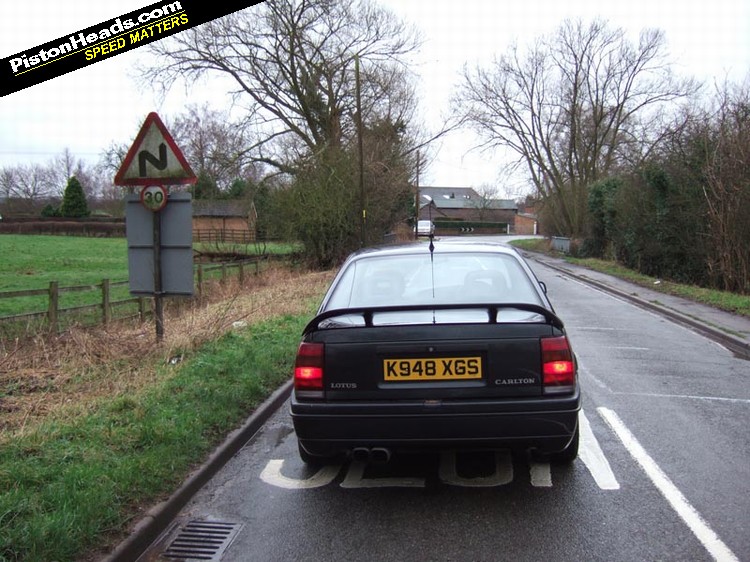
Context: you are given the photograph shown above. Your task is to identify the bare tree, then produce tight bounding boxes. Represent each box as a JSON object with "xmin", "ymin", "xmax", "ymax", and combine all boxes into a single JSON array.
[
  {"xmin": 40, "ymin": 148, "xmax": 95, "ymax": 197},
  {"xmin": 455, "ymin": 19, "xmax": 695, "ymax": 235},
  {"xmin": 0, "ymin": 164, "xmax": 56, "ymax": 205},
  {"xmin": 144, "ymin": 0, "xmax": 422, "ymax": 174},
  {"xmin": 168, "ymin": 104, "xmax": 261, "ymax": 191},
  {"xmin": 468, "ymin": 183, "xmax": 499, "ymax": 221},
  {"xmin": 700, "ymin": 80, "xmax": 750, "ymax": 293}
]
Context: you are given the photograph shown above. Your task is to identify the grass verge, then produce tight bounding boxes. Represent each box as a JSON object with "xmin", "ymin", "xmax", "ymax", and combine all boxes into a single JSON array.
[
  {"xmin": 0, "ymin": 267, "xmax": 332, "ymax": 562},
  {"xmin": 0, "ymin": 316, "xmax": 311, "ymax": 561},
  {"xmin": 509, "ymin": 238, "xmax": 750, "ymax": 318}
]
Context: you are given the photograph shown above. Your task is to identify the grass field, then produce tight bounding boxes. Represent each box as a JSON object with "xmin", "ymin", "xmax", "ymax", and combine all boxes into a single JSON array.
[
  {"xmin": 0, "ymin": 235, "xmax": 129, "ymax": 293},
  {"xmin": 0, "ymin": 235, "xmax": 131, "ymax": 321},
  {"xmin": 0, "ymin": 235, "xmax": 301, "ymax": 322}
]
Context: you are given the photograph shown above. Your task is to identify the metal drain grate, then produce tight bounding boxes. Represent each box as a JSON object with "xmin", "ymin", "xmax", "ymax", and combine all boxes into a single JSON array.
[{"xmin": 161, "ymin": 520, "xmax": 242, "ymax": 561}]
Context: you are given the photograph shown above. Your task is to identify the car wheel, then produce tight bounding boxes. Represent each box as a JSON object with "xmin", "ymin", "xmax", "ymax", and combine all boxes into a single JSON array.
[{"xmin": 297, "ymin": 441, "xmax": 338, "ymax": 466}]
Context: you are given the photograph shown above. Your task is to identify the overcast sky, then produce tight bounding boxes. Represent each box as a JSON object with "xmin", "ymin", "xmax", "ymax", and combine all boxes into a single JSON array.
[{"xmin": 1, "ymin": 0, "xmax": 748, "ymax": 193}]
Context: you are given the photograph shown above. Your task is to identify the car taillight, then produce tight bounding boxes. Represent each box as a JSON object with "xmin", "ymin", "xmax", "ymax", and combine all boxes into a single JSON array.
[
  {"xmin": 294, "ymin": 342, "xmax": 324, "ymax": 394},
  {"xmin": 541, "ymin": 336, "xmax": 576, "ymax": 392}
]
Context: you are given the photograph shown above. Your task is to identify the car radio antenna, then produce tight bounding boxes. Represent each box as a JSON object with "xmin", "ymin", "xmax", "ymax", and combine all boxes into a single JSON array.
[
  {"xmin": 421, "ymin": 194, "xmax": 437, "ymax": 321},
  {"xmin": 429, "ymin": 233, "xmax": 436, "ymax": 323},
  {"xmin": 429, "ymin": 232, "xmax": 435, "ymax": 297}
]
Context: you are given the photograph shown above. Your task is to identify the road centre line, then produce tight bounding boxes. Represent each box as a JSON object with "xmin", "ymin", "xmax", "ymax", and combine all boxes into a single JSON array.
[{"xmin": 598, "ymin": 407, "xmax": 739, "ymax": 562}]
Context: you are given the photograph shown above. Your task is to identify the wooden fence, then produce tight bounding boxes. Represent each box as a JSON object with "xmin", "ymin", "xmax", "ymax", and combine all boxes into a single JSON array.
[
  {"xmin": 0, "ymin": 258, "xmax": 263, "ymax": 336},
  {"xmin": 193, "ymin": 229, "xmax": 256, "ymax": 244}
]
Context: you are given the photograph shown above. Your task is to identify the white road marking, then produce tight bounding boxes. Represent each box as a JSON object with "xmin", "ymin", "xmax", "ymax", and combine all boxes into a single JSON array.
[
  {"xmin": 259, "ymin": 459, "xmax": 340, "ymax": 489},
  {"xmin": 613, "ymin": 392, "xmax": 750, "ymax": 405},
  {"xmin": 577, "ymin": 359, "xmax": 613, "ymax": 392},
  {"xmin": 438, "ymin": 450, "xmax": 513, "ymax": 487},
  {"xmin": 578, "ymin": 361, "xmax": 746, "ymax": 404},
  {"xmin": 261, "ymin": 411, "xmax": 622, "ymax": 491},
  {"xmin": 579, "ymin": 410, "xmax": 620, "ymax": 490},
  {"xmin": 340, "ymin": 461, "xmax": 426, "ymax": 488},
  {"xmin": 529, "ymin": 461, "xmax": 552, "ymax": 487},
  {"xmin": 598, "ymin": 407, "xmax": 739, "ymax": 562},
  {"xmin": 551, "ymin": 266, "xmax": 734, "ymax": 356}
]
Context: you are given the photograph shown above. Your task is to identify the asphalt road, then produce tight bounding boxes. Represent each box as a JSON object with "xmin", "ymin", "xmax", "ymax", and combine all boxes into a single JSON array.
[{"xmin": 141, "ymin": 257, "xmax": 749, "ymax": 562}]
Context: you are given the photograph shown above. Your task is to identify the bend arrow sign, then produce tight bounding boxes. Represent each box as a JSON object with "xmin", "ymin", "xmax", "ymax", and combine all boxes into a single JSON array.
[{"xmin": 114, "ymin": 112, "xmax": 196, "ymax": 186}]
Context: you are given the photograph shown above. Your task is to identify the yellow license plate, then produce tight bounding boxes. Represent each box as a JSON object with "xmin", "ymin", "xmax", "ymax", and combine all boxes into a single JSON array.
[{"xmin": 383, "ymin": 357, "xmax": 482, "ymax": 381}]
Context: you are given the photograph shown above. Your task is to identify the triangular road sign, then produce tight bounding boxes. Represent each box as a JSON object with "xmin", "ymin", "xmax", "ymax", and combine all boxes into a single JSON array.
[{"xmin": 115, "ymin": 112, "xmax": 197, "ymax": 186}]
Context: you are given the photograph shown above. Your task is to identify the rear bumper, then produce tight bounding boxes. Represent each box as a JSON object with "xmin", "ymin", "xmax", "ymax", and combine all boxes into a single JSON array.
[{"xmin": 291, "ymin": 391, "xmax": 580, "ymax": 456}]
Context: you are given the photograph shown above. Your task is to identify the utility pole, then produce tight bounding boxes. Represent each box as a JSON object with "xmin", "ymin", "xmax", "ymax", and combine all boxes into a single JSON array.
[{"xmin": 414, "ymin": 152, "xmax": 420, "ymax": 240}]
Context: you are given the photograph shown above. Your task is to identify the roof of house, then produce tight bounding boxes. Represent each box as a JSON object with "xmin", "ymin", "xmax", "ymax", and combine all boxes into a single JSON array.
[
  {"xmin": 418, "ymin": 187, "xmax": 517, "ymax": 211},
  {"xmin": 419, "ymin": 187, "xmax": 480, "ymax": 202},
  {"xmin": 429, "ymin": 198, "xmax": 517, "ymax": 210},
  {"xmin": 192, "ymin": 200, "xmax": 249, "ymax": 217}
]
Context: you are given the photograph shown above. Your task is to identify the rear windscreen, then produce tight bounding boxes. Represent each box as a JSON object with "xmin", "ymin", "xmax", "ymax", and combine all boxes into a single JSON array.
[{"xmin": 326, "ymin": 252, "xmax": 543, "ymax": 310}]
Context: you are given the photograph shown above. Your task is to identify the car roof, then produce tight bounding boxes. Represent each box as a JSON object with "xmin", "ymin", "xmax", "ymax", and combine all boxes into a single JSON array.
[{"xmin": 346, "ymin": 239, "xmax": 520, "ymax": 261}]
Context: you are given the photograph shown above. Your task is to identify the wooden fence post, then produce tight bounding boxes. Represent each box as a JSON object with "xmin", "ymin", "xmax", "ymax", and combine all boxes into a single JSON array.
[
  {"xmin": 197, "ymin": 264, "xmax": 204, "ymax": 297},
  {"xmin": 221, "ymin": 263, "xmax": 227, "ymax": 285},
  {"xmin": 48, "ymin": 281, "xmax": 59, "ymax": 333},
  {"xmin": 239, "ymin": 262, "xmax": 245, "ymax": 287},
  {"xmin": 102, "ymin": 279, "xmax": 111, "ymax": 325}
]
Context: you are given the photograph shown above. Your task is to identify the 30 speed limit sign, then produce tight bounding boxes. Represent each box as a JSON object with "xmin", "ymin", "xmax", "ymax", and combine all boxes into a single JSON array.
[{"xmin": 140, "ymin": 185, "xmax": 168, "ymax": 212}]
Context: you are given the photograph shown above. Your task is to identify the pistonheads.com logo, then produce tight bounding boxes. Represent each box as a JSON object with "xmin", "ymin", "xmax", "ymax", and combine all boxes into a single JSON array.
[{"xmin": 1, "ymin": 2, "xmax": 257, "ymax": 97}]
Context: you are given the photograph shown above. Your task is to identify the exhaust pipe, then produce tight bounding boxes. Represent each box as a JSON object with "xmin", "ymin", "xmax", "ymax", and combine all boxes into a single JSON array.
[
  {"xmin": 370, "ymin": 447, "xmax": 392, "ymax": 464},
  {"xmin": 351, "ymin": 447, "xmax": 371, "ymax": 463}
]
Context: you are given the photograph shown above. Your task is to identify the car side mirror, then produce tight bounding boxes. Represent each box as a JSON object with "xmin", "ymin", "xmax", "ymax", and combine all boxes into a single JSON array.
[{"xmin": 539, "ymin": 281, "xmax": 547, "ymax": 294}]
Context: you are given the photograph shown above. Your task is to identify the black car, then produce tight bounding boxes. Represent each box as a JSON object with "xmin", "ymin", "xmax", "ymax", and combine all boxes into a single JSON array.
[{"xmin": 291, "ymin": 240, "xmax": 580, "ymax": 465}]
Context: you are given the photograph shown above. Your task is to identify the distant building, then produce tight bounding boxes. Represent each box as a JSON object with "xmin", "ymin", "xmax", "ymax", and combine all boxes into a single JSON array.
[
  {"xmin": 515, "ymin": 213, "xmax": 539, "ymax": 235},
  {"xmin": 192, "ymin": 200, "xmax": 257, "ymax": 243},
  {"xmin": 416, "ymin": 186, "xmax": 520, "ymax": 234}
]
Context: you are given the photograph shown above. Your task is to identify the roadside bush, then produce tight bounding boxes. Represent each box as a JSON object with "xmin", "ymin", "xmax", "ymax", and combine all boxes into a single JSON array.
[
  {"xmin": 40, "ymin": 204, "xmax": 61, "ymax": 218},
  {"xmin": 0, "ymin": 221, "xmax": 125, "ymax": 237},
  {"xmin": 583, "ymin": 177, "xmax": 622, "ymax": 259},
  {"xmin": 582, "ymin": 164, "xmax": 709, "ymax": 286},
  {"xmin": 285, "ymin": 149, "xmax": 360, "ymax": 268}
]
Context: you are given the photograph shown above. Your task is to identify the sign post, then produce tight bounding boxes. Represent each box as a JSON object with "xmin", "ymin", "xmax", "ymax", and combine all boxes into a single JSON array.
[{"xmin": 115, "ymin": 113, "xmax": 196, "ymax": 342}]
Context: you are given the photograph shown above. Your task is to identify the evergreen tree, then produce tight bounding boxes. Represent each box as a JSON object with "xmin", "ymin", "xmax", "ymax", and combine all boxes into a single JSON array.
[
  {"xmin": 60, "ymin": 176, "xmax": 90, "ymax": 217},
  {"xmin": 191, "ymin": 171, "xmax": 220, "ymax": 200}
]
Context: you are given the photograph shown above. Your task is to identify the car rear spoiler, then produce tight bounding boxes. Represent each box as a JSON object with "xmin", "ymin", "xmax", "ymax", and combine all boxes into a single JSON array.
[{"xmin": 302, "ymin": 303, "xmax": 565, "ymax": 335}]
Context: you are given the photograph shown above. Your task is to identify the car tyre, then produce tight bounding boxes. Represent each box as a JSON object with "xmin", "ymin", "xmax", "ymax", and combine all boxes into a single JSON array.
[
  {"xmin": 532, "ymin": 424, "xmax": 579, "ymax": 464},
  {"xmin": 549, "ymin": 424, "xmax": 579, "ymax": 464}
]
